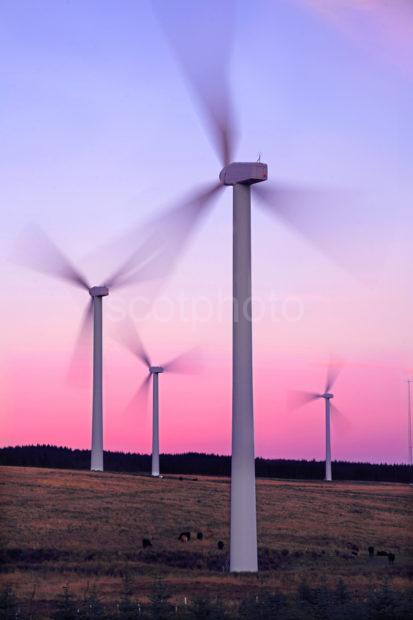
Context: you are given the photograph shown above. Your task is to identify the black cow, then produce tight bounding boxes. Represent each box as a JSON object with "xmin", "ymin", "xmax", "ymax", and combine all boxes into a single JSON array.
[
  {"xmin": 142, "ymin": 538, "xmax": 152, "ymax": 548},
  {"xmin": 368, "ymin": 546, "xmax": 374, "ymax": 557},
  {"xmin": 196, "ymin": 532, "xmax": 204, "ymax": 541},
  {"xmin": 178, "ymin": 531, "xmax": 191, "ymax": 542},
  {"xmin": 217, "ymin": 541, "xmax": 224, "ymax": 550},
  {"xmin": 388, "ymin": 553, "xmax": 395, "ymax": 564}
]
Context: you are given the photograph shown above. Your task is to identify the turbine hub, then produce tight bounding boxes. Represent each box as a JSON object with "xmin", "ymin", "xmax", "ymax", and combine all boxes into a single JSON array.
[
  {"xmin": 150, "ymin": 366, "xmax": 164, "ymax": 374},
  {"xmin": 89, "ymin": 286, "xmax": 109, "ymax": 297},
  {"xmin": 219, "ymin": 162, "xmax": 268, "ymax": 186},
  {"xmin": 323, "ymin": 393, "xmax": 334, "ymax": 399}
]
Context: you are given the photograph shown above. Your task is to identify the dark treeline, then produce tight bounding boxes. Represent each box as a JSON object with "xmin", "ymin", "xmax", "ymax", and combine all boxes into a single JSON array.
[{"xmin": 0, "ymin": 445, "xmax": 410, "ymax": 482}]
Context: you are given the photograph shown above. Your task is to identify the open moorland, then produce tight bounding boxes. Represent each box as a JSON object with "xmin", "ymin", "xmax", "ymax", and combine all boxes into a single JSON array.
[{"xmin": 0, "ymin": 466, "xmax": 412, "ymax": 615}]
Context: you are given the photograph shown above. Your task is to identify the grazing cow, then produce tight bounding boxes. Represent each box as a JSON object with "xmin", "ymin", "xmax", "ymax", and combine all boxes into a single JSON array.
[
  {"xmin": 376, "ymin": 550, "xmax": 388, "ymax": 557},
  {"xmin": 178, "ymin": 532, "xmax": 191, "ymax": 542},
  {"xmin": 196, "ymin": 532, "xmax": 203, "ymax": 541},
  {"xmin": 368, "ymin": 546, "xmax": 374, "ymax": 557},
  {"xmin": 388, "ymin": 553, "xmax": 395, "ymax": 564},
  {"xmin": 347, "ymin": 543, "xmax": 359, "ymax": 552},
  {"xmin": 142, "ymin": 538, "xmax": 152, "ymax": 549},
  {"xmin": 217, "ymin": 540, "xmax": 224, "ymax": 550}
]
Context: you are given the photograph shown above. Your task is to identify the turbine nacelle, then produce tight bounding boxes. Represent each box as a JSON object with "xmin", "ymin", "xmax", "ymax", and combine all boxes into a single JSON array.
[
  {"xmin": 150, "ymin": 366, "xmax": 164, "ymax": 374},
  {"xmin": 89, "ymin": 286, "xmax": 109, "ymax": 297},
  {"xmin": 219, "ymin": 162, "xmax": 268, "ymax": 186},
  {"xmin": 322, "ymin": 393, "xmax": 334, "ymax": 400}
]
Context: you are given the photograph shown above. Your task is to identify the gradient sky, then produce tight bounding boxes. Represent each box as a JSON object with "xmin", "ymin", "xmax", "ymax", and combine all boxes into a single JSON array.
[{"xmin": 1, "ymin": 0, "xmax": 412, "ymax": 463}]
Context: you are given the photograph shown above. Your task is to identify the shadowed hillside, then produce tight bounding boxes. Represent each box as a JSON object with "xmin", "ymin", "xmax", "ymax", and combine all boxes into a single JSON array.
[{"xmin": 0, "ymin": 465, "xmax": 412, "ymax": 617}]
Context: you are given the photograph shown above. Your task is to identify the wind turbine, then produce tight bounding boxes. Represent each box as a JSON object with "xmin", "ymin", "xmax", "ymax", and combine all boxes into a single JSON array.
[
  {"xmin": 290, "ymin": 362, "xmax": 344, "ymax": 482},
  {"xmin": 13, "ymin": 227, "xmax": 166, "ymax": 472},
  {"xmin": 116, "ymin": 319, "xmax": 197, "ymax": 477},
  {"xmin": 148, "ymin": 2, "xmax": 358, "ymax": 573},
  {"xmin": 100, "ymin": 2, "xmax": 380, "ymax": 572}
]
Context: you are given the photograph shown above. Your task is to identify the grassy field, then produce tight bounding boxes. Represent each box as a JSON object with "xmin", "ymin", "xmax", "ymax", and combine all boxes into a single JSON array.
[{"xmin": 0, "ymin": 466, "xmax": 412, "ymax": 608}]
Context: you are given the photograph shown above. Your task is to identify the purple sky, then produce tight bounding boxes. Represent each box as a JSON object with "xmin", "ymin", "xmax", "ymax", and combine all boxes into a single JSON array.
[{"xmin": 1, "ymin": 0, "xmax": 412, "ymax": 463}]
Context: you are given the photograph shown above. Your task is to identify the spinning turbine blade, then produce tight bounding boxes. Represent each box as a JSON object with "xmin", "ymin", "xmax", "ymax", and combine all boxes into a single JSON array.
[
  {"xmin": 125, "ymin": 373, "xmax": 152, "ymax": 417},
  {"xmin": 115, "ymin": 319, "xmax": 151, "ymax": 369},
  {"xmin": 92, "ymin": 183, "xmax": 223, "ymax": 294},
  {"xmin": 325, "ymin": 360, "xmax": 343, "ymax": 393},
  {"xmin": 331, "ymin": 403, "xmax": 351, "ymax": 431},
  {"xmin": 67, "ymin": 299, "xmax": 93, "ymax": 385},
  {"xmin": 13, "ymin": 225, "xmax": 89, "ymax": 290},
  {"xmin": 254, "ymin": 183, "xmax": 386, "ymax": 279},
  {"xmin": 154, "ymin": 0, "xmax": 237, "ymax": 166},
  {"xmin": 114, "ymin": 183, "xmax": 223, "ymax": 288},
  {"xmin": 104, "ymin": 243, "xmax": 168, "ymax": 290},
  {"xmin": 162, "ymin": 348, "xmax": 200, "ymax": 374},
  {"xmin": 145, "ymin": 183, "xmax": 223, "ymax": 266},
  {"xmin": 289, "ymin": 390, "xmax": 321, "ymax": 409}
]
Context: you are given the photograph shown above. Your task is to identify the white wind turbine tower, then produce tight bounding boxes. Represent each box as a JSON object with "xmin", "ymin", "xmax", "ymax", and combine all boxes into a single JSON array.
[
  {"xmin": 14, "ymin": 227, "xmax": 166, "ymax": 472},
  {"xmin": 116, "ymin": 319, "xmax": 197, "ymax": 477},
  {"xmin": 291, "ymin": 362, "xmax": 344, "ymax": 482}
]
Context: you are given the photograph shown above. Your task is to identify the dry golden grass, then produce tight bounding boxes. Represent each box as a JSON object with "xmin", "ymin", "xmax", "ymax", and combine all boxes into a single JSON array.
[{"xmin": 0, "ymin": 466, "xmax": 412, "ymax": 604}]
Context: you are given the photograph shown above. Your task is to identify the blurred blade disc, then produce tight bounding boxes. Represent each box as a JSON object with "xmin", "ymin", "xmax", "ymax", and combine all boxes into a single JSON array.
[
  {"xmin": 162, "ymin": 347, "xmax": 200, "ymax": 374},
  {"xmin": 125, "ymin": 374, "xmax": 152, "ymax": 418},
  {"xmin": 325, "ymin": 358, "xmax": 343, "ymax": 393},
  {"xmin": 67, "ymin": 299, "xmax": 93, "ymax": 386},
  {"xmin": 104, "ymin": 245, "xmax": 165, "ymax": 290},
  {"xmin": 288, "ymin": 390, "xmax": 321, "ymax": 410},
  {"xmin": 115, "ymin": 318, "xmax": 151, "ymax": 368},
  {"xmin": 331, "ymin": 403, "xmax": 351, "ymax": 432},
  {"xmin": 106, "ymin": 182, "xmax": 223, "ymax": 290},
  {"xmin": 154, "ymin": 0, "xmax": 237, "ymax": 166},
  {"xmin": 254, "ymin": 182, "xmax": 388, "ymax": 281},
  {"xmin": 12, "ymin": 225, "xmax": 90, "ymax": 290}
]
